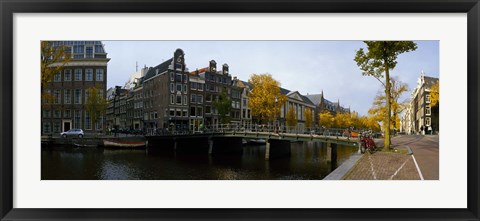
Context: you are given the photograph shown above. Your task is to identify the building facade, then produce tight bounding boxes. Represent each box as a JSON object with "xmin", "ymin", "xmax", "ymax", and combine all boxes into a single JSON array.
[
  {"xmin": 407, "ymin": 72, "xmax": 439, "ymax": 135},
  {"xmin": 41, "ymin": 41, "xmax": 109, "ymax": 135},
  {"xmin": 278, "ymin": 89, "xmax": 316, "ymax": 131}
]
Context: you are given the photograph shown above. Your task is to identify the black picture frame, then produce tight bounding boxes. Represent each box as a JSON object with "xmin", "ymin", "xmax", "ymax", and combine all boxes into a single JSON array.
[{"xmin": 1, "ymin": 0, "xmax": 479, "ymax": 220}]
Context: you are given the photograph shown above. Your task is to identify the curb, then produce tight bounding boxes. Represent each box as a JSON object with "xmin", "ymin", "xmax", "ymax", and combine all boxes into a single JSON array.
[{"xmin": 323, "ymin": 153, "xmax": 363, "ymax": 180}]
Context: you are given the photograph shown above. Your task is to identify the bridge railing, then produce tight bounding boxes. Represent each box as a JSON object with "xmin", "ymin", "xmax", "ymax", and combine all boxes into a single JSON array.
[{"xmin": 210, "ymin": 124, "xmax": 363, "ymax": 139}]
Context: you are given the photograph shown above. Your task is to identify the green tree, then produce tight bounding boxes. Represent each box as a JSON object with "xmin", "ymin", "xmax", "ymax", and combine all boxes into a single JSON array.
[
  {"xmin": 304, "ymin": 108, "xmax": 313, "ymax": 129},
  {"xmin": 354, "ymin": 41, "xmax": 417, "ymax": 149},
  {"xmin": 286, "ymin": 106, "xmax": 297, "ymax": 129},
  {"xmin": 213, "ymin": 88, "xmax": 232, "ymax": 124},
  {"xmin": 85, "ymin": 86, "xmax": 107, "ymax": 133},
  {"xmin": 248, "ymin": 74, "xmax": 287, "ymax": 124}
]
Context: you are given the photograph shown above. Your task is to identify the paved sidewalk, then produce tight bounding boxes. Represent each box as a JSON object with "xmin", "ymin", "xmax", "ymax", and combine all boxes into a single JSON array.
[{"xmin": 343, "ymin": 151, "xmax": 421, "ymax": 180}]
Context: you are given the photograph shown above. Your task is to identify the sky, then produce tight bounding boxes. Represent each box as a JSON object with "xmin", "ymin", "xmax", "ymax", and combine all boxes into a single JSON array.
[{"xmin": 104, "ymin": 41, "xmax": 439, "ymax": 116}]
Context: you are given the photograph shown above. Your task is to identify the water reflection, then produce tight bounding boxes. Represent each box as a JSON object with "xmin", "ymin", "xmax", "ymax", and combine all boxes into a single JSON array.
[{"xmin": 41, "ymin": 141, "xmax": 357, "ymax": 180}]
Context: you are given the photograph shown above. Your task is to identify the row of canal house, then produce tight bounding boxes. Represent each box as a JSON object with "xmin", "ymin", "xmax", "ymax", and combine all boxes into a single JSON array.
[{"xmin": 106, "ymin": 48, "xmax": 352, "ymax": 133}]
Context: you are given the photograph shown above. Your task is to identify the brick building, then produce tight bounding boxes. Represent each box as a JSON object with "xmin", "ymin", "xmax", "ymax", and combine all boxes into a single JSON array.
[{"xmin": 41, "ymin": 41, "xmax": 109, "ymax": 135}]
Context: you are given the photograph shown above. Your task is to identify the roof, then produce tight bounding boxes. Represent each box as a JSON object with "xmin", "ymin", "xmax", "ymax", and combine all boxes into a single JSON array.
[
  {"xmin": 304, "ymin": 94, "xmax": 323, "ymax": 106},
  {"xmin": 144, "ymin": 58, "xmax": 173, "ymax": 80},
  {"xmin": 424, "ymin": 76, "xmax": 439, "ymax": 88}
]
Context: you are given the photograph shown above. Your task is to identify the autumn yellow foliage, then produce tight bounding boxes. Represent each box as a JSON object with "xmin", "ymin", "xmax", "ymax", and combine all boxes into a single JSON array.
[
  {"xmin": 248, "ymin": 74, "xmax": 287, "ymax": 124},
  {"xmin": 304, "ymin": 108, "xmax": 313, "ymax": 128},
  {"xmin": 430, "ymin": 80, "xmax": 439, "ymax": 107}
]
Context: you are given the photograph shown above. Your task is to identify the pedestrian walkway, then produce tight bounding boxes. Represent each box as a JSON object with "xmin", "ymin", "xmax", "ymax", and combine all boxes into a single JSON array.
[
  {"xmin": 343, "ymin": 150, "xmax": 421, "ymax": 180},
  {"xmin": 342, "ymin": 134, "xmax": 438, "ymax": 180}
]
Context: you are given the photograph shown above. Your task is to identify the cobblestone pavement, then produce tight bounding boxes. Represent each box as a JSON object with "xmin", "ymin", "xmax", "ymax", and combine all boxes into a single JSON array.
[
  {"xmin": 343, "ymin": 151, "xmax": 421, "ymax": 180},
  {"xmin": 343, "ymin": 135, "xmax": 438, "ymax": 180}
]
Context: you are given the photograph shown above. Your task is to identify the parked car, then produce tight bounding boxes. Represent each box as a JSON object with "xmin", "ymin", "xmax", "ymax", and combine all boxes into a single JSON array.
[{"xmin": 60, "ymin": 129, "xmax": 84, "ymax": 138}]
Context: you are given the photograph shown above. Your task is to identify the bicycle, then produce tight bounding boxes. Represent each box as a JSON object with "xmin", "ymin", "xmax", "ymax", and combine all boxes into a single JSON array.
[{"xmin": 359, "ymin": 131, "xmax": 377, "ymax": 154}]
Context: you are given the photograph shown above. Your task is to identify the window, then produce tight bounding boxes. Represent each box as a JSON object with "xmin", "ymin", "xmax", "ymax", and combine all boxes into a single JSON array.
[
  {"xmin": 176, "ymin": 84, "xmax": 182, "ymax": 92},
  {"xmin": 96, "ymin": 117, "xmax": 103, "ymax": 130},
  {"xmin": 176, "ymin": 109, "xmax": 182, "ymax": 117},
  {"xmin": 183, "ymin": 85, "xmax": 187, "ymax": 94},
  {"xmin": 73, "ymin": 45, "xmax": 84, "ymax": 53},
  {"xmin": 206, "ymin": 94, "xmax": 212, "ymax": 102},
  {"xmin": 170, "ymin": 72, "xmax": 174, "ymax": 81},
  {"xmin": 43, "ymin": 110, "xmax": 51, "ymax": 118},
  {"xmin": 85, "ymin": 46, "xmax": 94, "ymax": 58},
  {"xmin": 191, "ymin": 94, "xmax": 196, "ymax": 103},
  {"xmin": 96, "ymin": 69, "xmax": 104, "ymax": 81},
  {"xmin": 85, "ymin": 112, "xmax": 91, "ymax": 130},
  {"xmin": 198, "ymin": 83, "xmax": 203, "ymax": 91},
  {"xmin": 425, "ymin": 117, "xmax": 431, "ymax": 126},
  {"xmin": 176, "ymin": 95, "xmax": 182, "ymax": 104},
  {"xmin": 54, "ymin": 72, "xmax": 61, "ymax": 82},
  {"xmin": 54, "ymin": 90, "xmax": 61, "ymax": 104},
  {"xmin": 426, "ymin": 94, "xmax": 431, "ymax": 103},
  {"xmin": 154, "ymin": 112, "xmax": 158, "ymax": 119},
  {"xmin": 184, "ymin": 74, "xmax": 188, "ymax": 83},
  {"xmin": 197, "ymin": 95, "xmax": 203, "ymax": 104},
  {"xmin": 64, "ymin": 69, "xmax": 72, "ymax": 81},
  {"xmin": 243, "ymin": 109, "xmax": 246, "ymax": 118},
  {"xmin": 175, "ymin": 63, "xmax": 182, "ymax": 70},
  {"xmin": 95, "ymin": 45, "xmax": 104, "ymax": 53},
  {"xmin": 183, "ymin": 109, "xmax": 188, "ymax": 117},
  {"xmin": 74, "ymin": 69, "xmax": 82, "ymax": 81},
  {"xmin": 205, "ymin": 106, "xmax": 211, "ymax": 114},
  {"xmin": 426, "ymin": 106, "xmax": 431, "ymax": 115},
  {"xmin": 85, "ymin": 69, "xmax": 93, "ymax": 81},
  {"xmin": 74, "ymin": 89, "xmax": 82, "ymax": 104},
  {"xmin": 170, "ymin": 83, "xmax": 174, "ymax": 93},
  {"xmin": 243, "ymin": 98, "xmax": 247, "ymax": 106},
  {"xmin": 191, "ymin": 82, "xmax": 196, "ymax": 90},
  {"xmin": 170, "ymin": 109, "xmax": 175, "ymax": 117},
  {"xmin": 74, "ymin": 110, "xmax": 81, "ymax": 129},
  {"xmin": 53, "ymin": 122, "xmax": 60, "ymax": 133},
  {"xmin": 170, "ymin": 94, "xmax": 174, "ymax": 104},
  {"xmin": 64, "ymin": 110, "xmax": 71, "ymax": 118},
  {"xmin": 197, "ymin": 107, "xmax": 203, "ymax": 117},
  {"xmin": 183, "ymin": 95, "xmax": 187, "ymax": 105},
  {"xmin": 176, "ymin": 74, "xmax": 182, "ymax": 82},
  {"xmin": 43, "ymin": 122, "xmax": 51, "ymax": 134},
  {"xmin": 190, "ymin": 107, "xmax": 196, "ymax": 116},
  {"xmin": 54, "ymin": 110, "xmax": 61, "ymax": 118}
]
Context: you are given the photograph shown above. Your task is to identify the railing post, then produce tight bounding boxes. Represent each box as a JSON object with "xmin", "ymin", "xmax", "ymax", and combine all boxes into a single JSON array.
[{"xmin": 265, "ymin": 139, "xmax": 270, "ymax": 160}]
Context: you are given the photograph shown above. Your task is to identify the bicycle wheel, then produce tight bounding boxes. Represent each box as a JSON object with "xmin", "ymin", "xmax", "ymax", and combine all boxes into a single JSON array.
[{"xmin": 360, "ymin": 144, "xmax": 366, "ymax": 154}]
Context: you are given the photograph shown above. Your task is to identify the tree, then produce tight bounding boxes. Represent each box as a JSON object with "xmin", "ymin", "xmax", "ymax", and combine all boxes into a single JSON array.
[
  {"xmin": 354, "ymin": 41, "xmax": 417, "ymax": 149},
  {"xmin": 85, "ymin": 86, "xmax": 107, "ymax": 133},
  {"xmin": 304, "ymin": 108, "xmax": 313, "ymax": 129},
  {"xmin": 213, "ymin": 88, "xmax": 232, "ymax": 124},
  {"xmin": 286, "ymin": 106, "xmax": 297, "ymax": 129},
  {"xmin": 430, "ymin": 80, "xmax": 439, "ymax": 106},
  {"xmin": 41, "ymin": 41, "xmax": 71, "ymax": 106},
  {"xmin": 334, "ymin": 112, "xmax": 353, "ymax": 128},
  {"xmin": 248, "ymin": 74, "xmax": 287, "ymax": 124},
  {"xmin": 319, "ymin": 110, "xmax": 335, "ymax": 128},
  {"xmin": 368, "ymin": 78, "xmax": 409, "ymax": 134}
]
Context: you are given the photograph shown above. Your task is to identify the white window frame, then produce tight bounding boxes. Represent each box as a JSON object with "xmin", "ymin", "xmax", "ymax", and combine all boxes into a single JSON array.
[
  {"xmin": 85, "ymin": 69, "xmax": 93, "ymax": 81},
  {"xmin": 64, "ymin": 69, "xmax": 72, "ymax": 81},
  {"xmin": 96, "ymin": 69, "xmax": 104, "ymax": 81},
  {"xmin": 74, "ymin": 69, "xmax": 82, "ymax": 81},
  {"xmin": 426, "ymin": 106, "xmax": 431, "ymax": 115}
]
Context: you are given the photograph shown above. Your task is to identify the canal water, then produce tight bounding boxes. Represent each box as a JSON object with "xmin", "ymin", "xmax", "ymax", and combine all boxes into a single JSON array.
[{"xmin": 41, "ymin": 142, "xmax": 357, "ymax": 180}]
